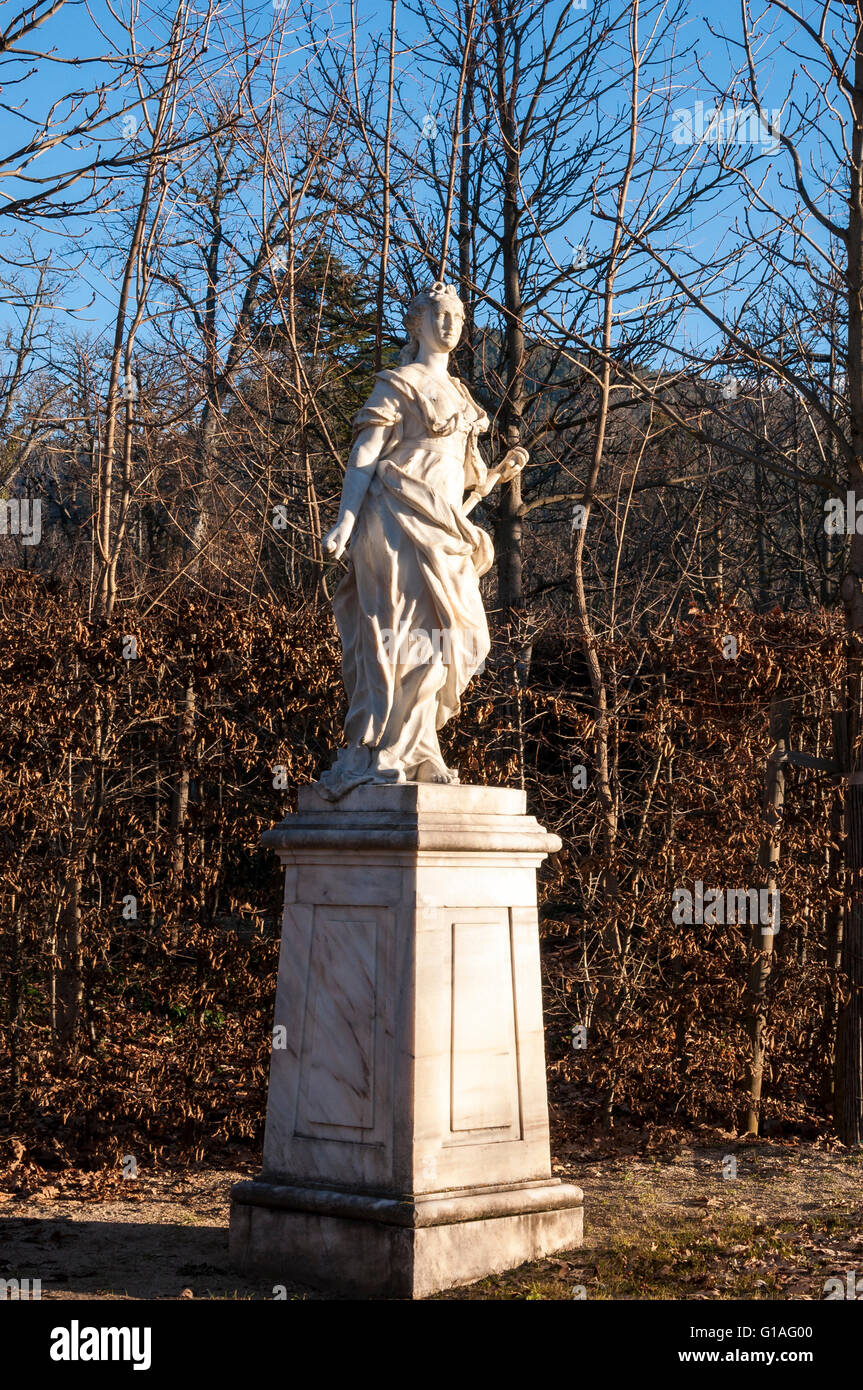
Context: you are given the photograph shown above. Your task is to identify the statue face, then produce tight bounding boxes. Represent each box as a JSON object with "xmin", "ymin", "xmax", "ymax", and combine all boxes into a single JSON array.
[{"xmin": 420, "ymin": 301, "xmax": 464, "ymax": 354}]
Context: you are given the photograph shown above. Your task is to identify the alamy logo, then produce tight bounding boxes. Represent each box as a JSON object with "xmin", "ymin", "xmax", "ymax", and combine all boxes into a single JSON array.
[
  {"xmin": 0, "ymin": 1277, "xmax": 41, "ymax": 1299},
  {"xmin": 824, "ymin": 1271, "xmax": 863, "ymax": 1300},
  {"xmin": 824, "ymin": 492, "xmax": 863, "ymax": 534},
  {"xmin": 0, "ymin": 498, "xmax": 41, "ymax": 545},
  {"xmin": 672, "ymin": 882, "xmax": 780, "ymax": 931},
  {"xmin": 378, "ymin": 625, "xmax": 487, "ymax": 672},
  {"xmin": 49, "ymin": 1321, "xmax": 152, "ymax": 1371},
  {"xmin": 672, "ymin": 101, "xmax": 780, "ymax": 151}
]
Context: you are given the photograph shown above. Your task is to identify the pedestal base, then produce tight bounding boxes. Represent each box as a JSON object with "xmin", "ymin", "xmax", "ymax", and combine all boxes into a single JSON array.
[
  {"xmin": 229, "ymin": 1177, "xmax": 584, "ymax": 1299},
  {"xmin": 230, "ymin": 784, "xmax": 583, "ymax": 1298}
]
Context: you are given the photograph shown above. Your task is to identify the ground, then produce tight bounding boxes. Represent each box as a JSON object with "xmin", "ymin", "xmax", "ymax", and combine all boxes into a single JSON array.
[{"xmin": 3, "ymin": 1135, "xmax": 862, "ymax": 1300}]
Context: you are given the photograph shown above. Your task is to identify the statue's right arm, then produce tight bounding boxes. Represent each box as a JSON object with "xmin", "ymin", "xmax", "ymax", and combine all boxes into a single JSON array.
[{"xmin": 322, "ymin": 425, "xmax": 388, "ymax": 559}]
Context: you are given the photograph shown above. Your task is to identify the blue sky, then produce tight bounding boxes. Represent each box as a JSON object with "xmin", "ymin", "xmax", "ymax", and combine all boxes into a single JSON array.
[{"xmin": 0, "ymin": 1, "xmax": 849, "ymax": 378}]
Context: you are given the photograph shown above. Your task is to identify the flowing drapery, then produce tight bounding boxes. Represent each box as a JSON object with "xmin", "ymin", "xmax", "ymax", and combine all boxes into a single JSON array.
[{"xmin": 317, "ymin": 365, "xmax": 493, "ymax": 799}]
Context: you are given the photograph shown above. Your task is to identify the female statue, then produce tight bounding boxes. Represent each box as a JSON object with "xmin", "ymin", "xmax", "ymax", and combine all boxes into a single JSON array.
[{"xmin": 317, "ymin": 281, "xmax": 526, "ymax": 798}]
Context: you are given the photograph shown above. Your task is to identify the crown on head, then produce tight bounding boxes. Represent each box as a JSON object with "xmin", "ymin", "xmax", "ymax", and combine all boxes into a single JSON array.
[{"xmin": 427, "ymin": 280, "xmax": 461, "ymax": 303}]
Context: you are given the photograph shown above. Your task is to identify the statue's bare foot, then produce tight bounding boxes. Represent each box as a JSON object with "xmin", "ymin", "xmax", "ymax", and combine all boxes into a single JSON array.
[{"xmin": 416, "ymin": 759, "xmax": 460, "ymax": 785}]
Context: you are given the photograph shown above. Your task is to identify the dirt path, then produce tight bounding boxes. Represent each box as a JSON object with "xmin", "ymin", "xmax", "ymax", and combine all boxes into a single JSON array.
[{"xmin": 2, "ymin": 1140, "xmax": 861, "ymax": 1300}]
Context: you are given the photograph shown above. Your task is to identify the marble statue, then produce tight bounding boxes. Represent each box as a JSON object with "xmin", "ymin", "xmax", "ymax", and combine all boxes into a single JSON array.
[
  {"xmin": 318, "ymin": 281, "xmax": 527, "ymax": 798},
  {"xmin": 230, "ymin": 289, "xmax": 583, "ymax": 1293}
]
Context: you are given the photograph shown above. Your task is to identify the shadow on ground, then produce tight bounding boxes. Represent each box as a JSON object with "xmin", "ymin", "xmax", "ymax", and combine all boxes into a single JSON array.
[{"xmin": 0, "ymin": 1210, "xmax": 325, "ymax": 1301}]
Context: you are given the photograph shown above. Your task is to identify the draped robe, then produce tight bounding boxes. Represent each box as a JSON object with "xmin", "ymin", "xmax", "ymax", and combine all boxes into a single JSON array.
[{"xmin": 317, "ymin": 362, "xmax": 493, "ymax": 799}]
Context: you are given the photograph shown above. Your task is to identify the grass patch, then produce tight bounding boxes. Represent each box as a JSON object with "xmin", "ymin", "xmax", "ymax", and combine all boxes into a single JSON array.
[{"xmin": 433, "ymin": 1209, "xmax": 862, "ymax": 1300}]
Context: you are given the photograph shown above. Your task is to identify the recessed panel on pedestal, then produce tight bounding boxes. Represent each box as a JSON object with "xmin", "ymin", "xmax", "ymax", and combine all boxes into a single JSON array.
[
  {"xmin": 450, "ymin": 914, "xmax": 517, "ymax": 1132},
  {"xmin": 295, "ymin": 907, "xmax": 380, "ymax": 1141},
  {"xmin": 445, "ymin": 908, "xmax": 522, "ymax": 1145}
]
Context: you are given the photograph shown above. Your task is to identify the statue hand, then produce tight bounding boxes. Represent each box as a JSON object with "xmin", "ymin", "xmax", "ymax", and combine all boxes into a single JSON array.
[
  {"xmin": 322, "ymin": 516, "xmax": 354, "ymax": 560},
  {"xmin": 497, "ymin": 446, "xmax": 529, "ymax": 484},
  {"xmin": 471, "ymin": 448, "xmax": 530, "ymax": 507}
]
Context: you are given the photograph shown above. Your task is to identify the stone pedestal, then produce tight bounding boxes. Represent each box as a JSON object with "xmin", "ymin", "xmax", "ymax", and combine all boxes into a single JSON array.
[{"xmin": 229, "ymin": 783, "xmax": 583, "ymax": 1298}]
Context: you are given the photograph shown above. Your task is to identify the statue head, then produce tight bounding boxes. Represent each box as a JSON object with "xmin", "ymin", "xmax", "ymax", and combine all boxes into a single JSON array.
[{"xmin": 399, "ymin": 281, "xmax": 464, "ymax": 365}]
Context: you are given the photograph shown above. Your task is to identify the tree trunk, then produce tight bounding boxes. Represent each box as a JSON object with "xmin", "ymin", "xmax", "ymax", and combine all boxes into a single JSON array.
[
  {"xmin": 490, "ymin": 0, "xmax": 525, "ymax": 625},
  {"xmin": 744, "ymin": 697, "xmax": 788, "ymax": 1135},
  {"xmin": 821, "ymin": 706, "xmax": 847, "ymax": 1108},
  {"xmin": 55, "ymin": 863, "xmax": 84, "ymax": 1064},
  {"xmin": 835, "ymin": 19, "xmax": 863, "ymax": 1146},
  {"xmin": 168, "ymin": 678, "xmax": 196, "ymax": 951}
]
